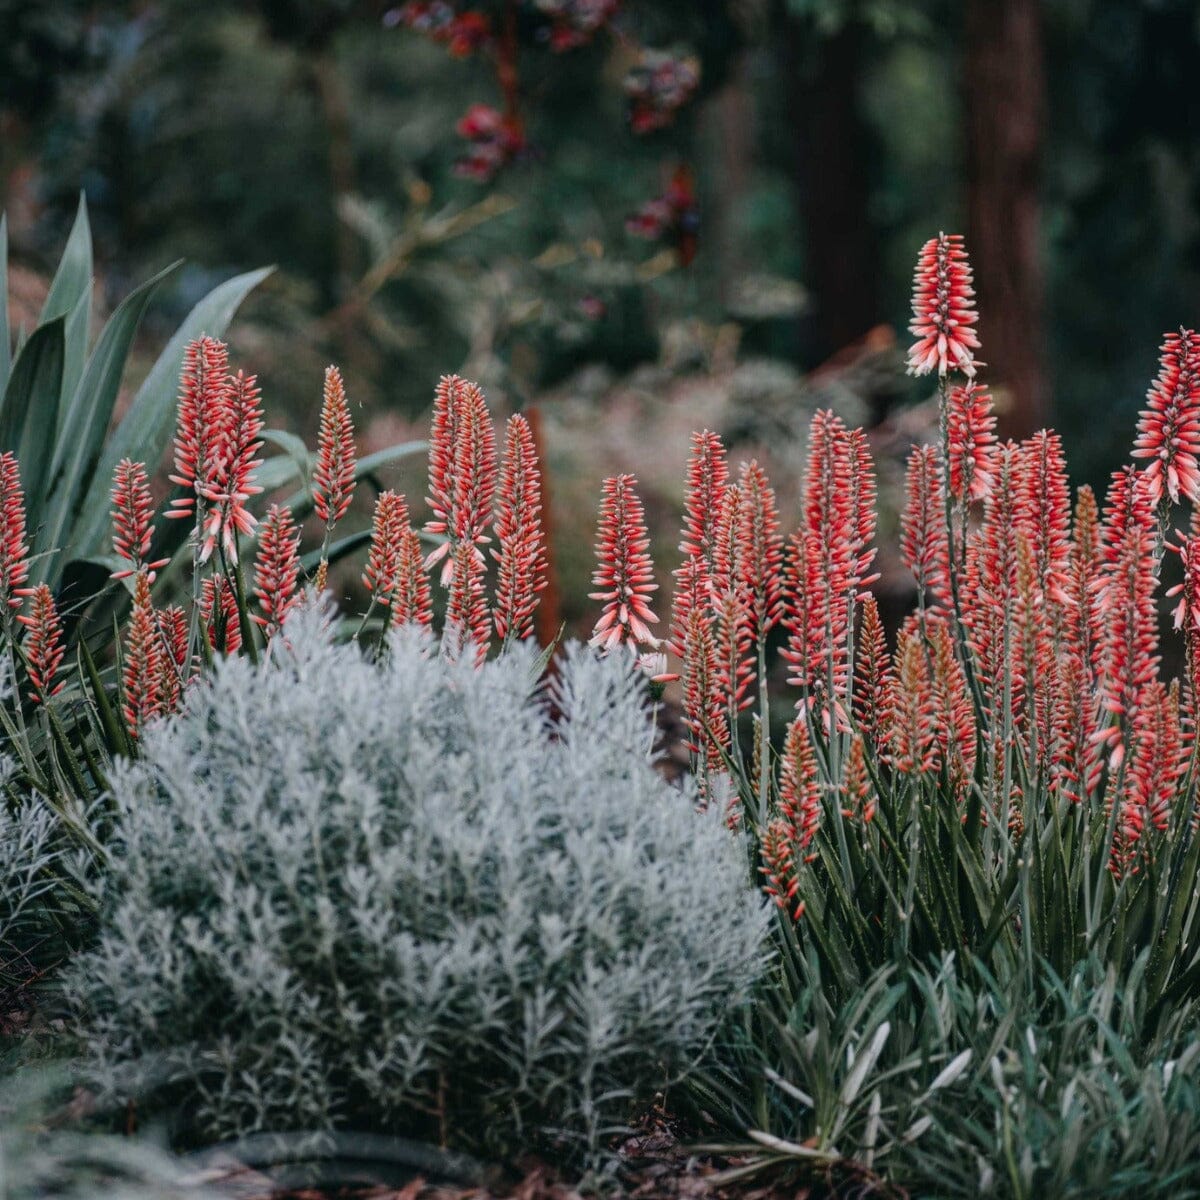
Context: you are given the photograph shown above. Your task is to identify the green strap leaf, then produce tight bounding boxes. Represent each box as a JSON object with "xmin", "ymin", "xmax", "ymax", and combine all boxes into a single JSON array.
[
  {"xmin": 40, "ymin": 193, "xmax": 92, "ymax": 325},
  {"xmin": 35, "ymin": 260, "xmax": 181, "ymax": 584},
  {"xmin": 60, "ymin": 283, "xmax": 92, "ymax": 420},
  {"xmin": 73, "ymin": 265, "xmax": 273, "ymax": 559},
  {"xmin": 0, "ymin": 318, "xmax": 66, "ymax": 534}
]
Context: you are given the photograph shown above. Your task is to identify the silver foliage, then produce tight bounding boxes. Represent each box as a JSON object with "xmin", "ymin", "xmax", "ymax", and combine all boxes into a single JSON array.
[{"xmin": 67, "ymin": 607, "xmax": 768, "ymax": 1160}]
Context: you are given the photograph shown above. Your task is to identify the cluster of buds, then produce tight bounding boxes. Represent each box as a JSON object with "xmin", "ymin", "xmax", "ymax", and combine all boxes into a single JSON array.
[
  {"xmin": 623, "ymin": 50, "xmax": 700, "ymax": 135},
  {"xmin": 391, "ymin": 2, "xmax": 491, "ymax": 56},
  {"xmin": 454, "ymin": 104, "xmax": 528, "ymax": 183},
  {"xmin": 533, "ymin": 0, "xmax": 619, "ymax": 51},
  {"xmin": 625, "ymin": 164, "xmax": 699, "ymax": 266}
]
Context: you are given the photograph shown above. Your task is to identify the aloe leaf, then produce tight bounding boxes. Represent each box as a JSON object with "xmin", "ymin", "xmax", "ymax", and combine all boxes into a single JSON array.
[
  {"xmin": 39, "ymin": 193, "xmax": 92, "ymax": 324},
  {"xmin": 0, "ymin": 213, "xmax": 11, "ymax": 394},
  {"xmin": 60, "ymin": 285, "xmax": 92, "ymax": 415},
  {"xmin": 0, "ymin": 318, "xmax": 65, "ymax": 534},
  {"xmin": 73, "ymin": 265, "xmax": 272, "ymax": 558},
  {"xmin": 262, "ymin": 429, "xmax": 312, "ymax": 492},
  {"xmin": 282, "ymin": 440, "xmax": 428, "ymax": 522},
  {"xmin": 35, "ymin": 260, "xmax": 181, "ymax": 584}
]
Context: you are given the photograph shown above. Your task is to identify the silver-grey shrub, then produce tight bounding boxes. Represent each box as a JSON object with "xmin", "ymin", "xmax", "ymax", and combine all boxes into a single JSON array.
[{"xmin": 67, "ymin": 607, "xmax": 768, "ymax": 1160}]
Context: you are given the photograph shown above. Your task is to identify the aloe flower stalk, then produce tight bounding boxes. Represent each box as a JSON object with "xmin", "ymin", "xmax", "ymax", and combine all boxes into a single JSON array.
[
  {"xmin": 253, "ymin": 504, "xmax": 303, "ymax": 638},
  {"xmin": 588, "ymin": 474, "xmax": 659, "ymax": 651},
  {"xmin": 111, "ymin": 459, "xmax": 168, "ymax": 581},
  {"xmin": 17, "ymin": 584, "xmax": 65, "ymax": 704},
  {"xmin": 906, "ymin": 231, "xmax": 981, "ymax": 378},
  {"xmin": 122, "ymin": 572, "xmax": 162, "ymax": 737},
  {"xmin": 493, "ymin": 414, "xmax": 547, "ymax": 644},
  {"xmin": 1132, "ymin": 329, "xmax": 1200, "ymax": 506}
]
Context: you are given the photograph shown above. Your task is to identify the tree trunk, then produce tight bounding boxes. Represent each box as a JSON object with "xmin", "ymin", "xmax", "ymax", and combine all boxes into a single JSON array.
[
  {"xmin": 787, "ymin": 19, "xmax": 881, "ymax": 359},
  {"xmin": 964, "ymin": 0, "xmax": 1047, "ymax": 438}
]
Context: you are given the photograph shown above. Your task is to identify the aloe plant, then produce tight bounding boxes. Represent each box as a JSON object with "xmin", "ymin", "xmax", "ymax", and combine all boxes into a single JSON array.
[{"xmin": 0, "ymin": 196, "xmax": 271, "ymax": 597}]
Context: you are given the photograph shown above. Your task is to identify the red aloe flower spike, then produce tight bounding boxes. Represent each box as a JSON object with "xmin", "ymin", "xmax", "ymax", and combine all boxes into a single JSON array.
[
  {"xmin": 493, "ymin": 414, "xmax": 548, "ymax": 643},
  {"xmin": 679, "ymin": 430, "xmax": 729, "ymax": 570},
  {"xmin": 200, "ymin": 574, "xmax": 242, "ymax": 654},
  {"xmin": 737, "ymin": 459, "xmax": 785, "ymax": 644},
  {"xmin": 253, "ymin": 504, "xmax": 303, "ymax": 637},
  {"xmin": 709, "ymin": 484, "xmax": 755, "ymax": 714},
  {"xmin": 167, "ymin": 336, "xmax": 231, "ymax": 519},
  {"xmin": 947, "ymin": 381, "xmax": 998, "ymax": 501},
  {"xmin": 906, "ymin": 232, "xmax": 981, "ymax": 378},
  {"xmin": 0, "ymin": 451, "xmax": 31, "ymax": 612},
  {"xmin": 899, "ymin": 446, "xmax": 952, "ymax": 609},
  {"xmin": 1167, "ymin": 533, "xmax": 1200, "ymax": 714},
  {"xmin": 444, "ymin": 539, "xmax": 490, "ymax": 666},
  {"xmin": 779, "ymin": 716, "xmax": 821, "ymax": 858},
  {"xmin": 841, "ymin": 733, "xmax": 875, "ymax": 823},
  {"xmin": 962, "ymin": 443, "xmax": 1025, "ymax": 724},
  {"xmin": 1095, "ymin": 468, "xmax": 1159, "ymax": 769},
  {"xmin": 391, "ymin": 525, "xmax": 434, "ymax": 630},
  {"xmin": 588, "ymin": 474, "xmax": 659, "ymax": 651},
  {"xmin": 155, "ymin": 605, "xmax": 190, "ymax": 716},
  {"xmin": 312, "ymin": 365, "xmax": 358, "ymax": 527},
  {"xmin": 17, "ymin": 584, "xmax": 65, "ymax": 703},
  {"xmin": 199, "ymin": 370, "xmax": 263, "ymax": 564},
  {"xmin": 781, "ymin": 411, "xmax": 865, "ymax": 722},
  {"xmin": 669, "ymin": 545, "xmax": 710, "ymax": 659},
  {"xmin": 883, "ymin": 625, "xmax": 938, "ymax": 775},
  {"xmin": 423, "ymin": 375, "xmax": 497, "ymax": 583},
  {"xmin": 1128, "ymin": 681, "xmax": 1182, "ymax": 839},
  {"xmin": 681, "ymin": 591, "xmax": 729, "ymax": 774},
  {"xmin": 123, "ymin": 572, "xmax": 163, "ymax": 737},
  {"xmin": 363, "ymin": 491, "xmax": 410, "ymax": 607},
  {"xmin": 928, "ymin": 614, "xmax": 976, "ymax": 797},
  {"xmin": 1132, "ymin": 329, "xmax": 1200, "ymax": 506},
  {"xmin": 1109, "ymin": 786, "xmax": 1145, "ymax": 881},
  {"xmin": 111, "ymin": 459, "xmax": 169, "ymax": 580},
  {"xmin": 759, "ymin": 817, "xmax": 802, "ymax": 920},
  {"xmin": 1050, "ymin": 653, "xmax": 1103, "ymax": 803},
  {"xmin": 1018, "ymin": 431, "xmax": 1073, "ymax": 610},
  {"xmin": 852, "ymin": 594, "xmax": 892, "ymax": 747}
]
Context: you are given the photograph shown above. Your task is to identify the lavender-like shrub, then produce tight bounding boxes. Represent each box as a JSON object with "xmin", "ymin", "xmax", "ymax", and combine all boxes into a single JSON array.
[{"xmin": 68, "ymin": 607, "xmax": 767, "ymax": 1160}]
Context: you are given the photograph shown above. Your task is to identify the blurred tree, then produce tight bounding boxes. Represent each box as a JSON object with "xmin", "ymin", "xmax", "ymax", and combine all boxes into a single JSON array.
[{"xmin": 964, "ymin": 0, "xmax": 1046, "ymax": 437}]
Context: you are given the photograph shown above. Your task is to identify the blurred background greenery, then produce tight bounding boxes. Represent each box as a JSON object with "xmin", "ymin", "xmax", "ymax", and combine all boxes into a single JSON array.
[{"xmin": 2, "ymin": 0, "xmax": 1199, "ymax": 628}]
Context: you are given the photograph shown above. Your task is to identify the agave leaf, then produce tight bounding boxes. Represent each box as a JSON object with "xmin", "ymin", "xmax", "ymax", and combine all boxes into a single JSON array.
[
  {"xmin": 0, "ymin": 213, "xmax": 11, "ymax": 394},
  {"xmin": 73, "ymin": 265, "xmax": 272, "ymax": 559},
  {"xmin": 0, "ymin": 318, "xmax": 66, "ymax": 534},
  {"xmin": 39, "ymin": 193, "xmax": 92, "ymax": 325},
  {"xmin": 35, "ymin": 261, "xmax": 181, "ymax": 585},
  {"xmin": 299, "ymin": 529, "xmax": 371, "ymax": 574}
]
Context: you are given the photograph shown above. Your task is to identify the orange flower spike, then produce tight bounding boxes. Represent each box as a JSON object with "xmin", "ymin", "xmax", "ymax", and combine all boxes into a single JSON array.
[
  {"xmin": 122, "ymin": 572, "xmax": 163, "ymax": 737},
  {"xmin": 391, "ymin": 525, "xmax": 434, "ymax": 631},
  {"xmin": 363, "ymin": 491, "xmax": 410, "ymax": 607},
  {"xmin": 312, "ymin": 365, "xmax": 358, "ymax": 528}
]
